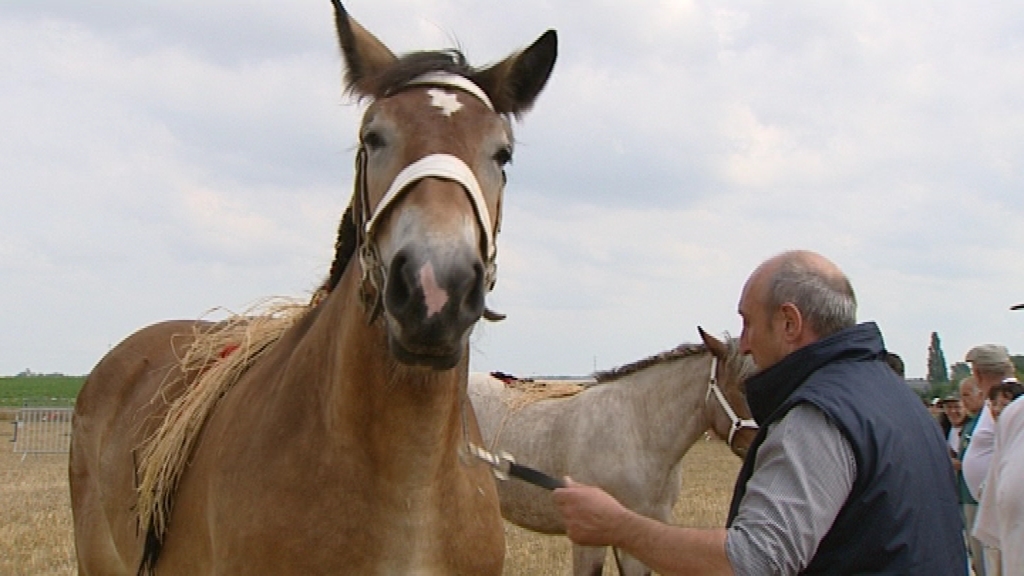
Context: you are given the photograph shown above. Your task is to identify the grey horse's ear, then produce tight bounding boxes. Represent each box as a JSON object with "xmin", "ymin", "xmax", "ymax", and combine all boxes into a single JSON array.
[{"xmin": 698, "ymin": 326, "xmax": 727, "ymax": 359}]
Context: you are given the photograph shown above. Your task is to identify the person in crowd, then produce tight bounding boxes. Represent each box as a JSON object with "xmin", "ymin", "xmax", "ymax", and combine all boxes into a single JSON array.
[
  {"xmin": 931, "ymin": 397, "xmax": 954, "ymax": 446},
  {"xmin": 943, "ymin": 396, "xmax": 966, "ymax": 458},
  {"xmin": 987, "ymin": 380, "xmax": 1023, "ymax": 421},
  {"xmin": 973, "ymin": 393, "xmax": 1024, "ymax": 574},
  {"xmin": 551, "ymin": 250, "xmax": 966, "ymax": 575},
  {"xmin": 961, "ymin": 344, "xmax": 1017, "ymax": 576},
  {"xmin": 958, "ymin": 376, "xmax": 987, "ymax": 576},
  {"xmin": 884, "ymin": 351, "xmax": 905, "ymax": 377}
]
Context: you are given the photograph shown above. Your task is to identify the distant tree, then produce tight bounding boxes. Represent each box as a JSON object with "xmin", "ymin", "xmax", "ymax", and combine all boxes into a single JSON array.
[
  {"xmin": 950, "ymin": 362, "xmax": 972, "ymax": 382},
  {"xmin": 928, "ymin": 381, "xmax": 957, "ymax": 401},
  {"xmin": 927, "ymin": 332, "xmax": 949, "ymax": 384}
]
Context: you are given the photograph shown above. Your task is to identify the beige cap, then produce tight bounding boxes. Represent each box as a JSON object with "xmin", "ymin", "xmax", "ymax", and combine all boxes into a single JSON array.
[{"xmin": 965, "ymin": 344, "xmax": 1011, "ymax": 371}]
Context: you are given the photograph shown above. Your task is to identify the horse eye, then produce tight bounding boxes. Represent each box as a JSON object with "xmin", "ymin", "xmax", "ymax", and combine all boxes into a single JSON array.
[
  {"xmin": 493, "ymin": 147, "xmax": 512, "ymax": 167},
  {"xmin": 362, "ymin": 130, "xmax": 386, "ymax": 151}
]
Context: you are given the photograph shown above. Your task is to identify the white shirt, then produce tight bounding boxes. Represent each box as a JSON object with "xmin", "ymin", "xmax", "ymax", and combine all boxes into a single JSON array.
[
  {"xmin": 973, "ymin": 397, "xmax": 1024, "ymax": 575},
  {"xmin": 962, "ymin": 401, "xmax": 995, "ymax": 501},
  {"xmin": 947, "ymin": 426, "xmax": 961, "ymax": 455}
]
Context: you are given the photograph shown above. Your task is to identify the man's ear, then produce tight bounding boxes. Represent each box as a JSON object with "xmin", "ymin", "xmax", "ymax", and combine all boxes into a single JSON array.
[{"xmin": 779, "ymin": 302, "xmax": 804, "ymax": 342}]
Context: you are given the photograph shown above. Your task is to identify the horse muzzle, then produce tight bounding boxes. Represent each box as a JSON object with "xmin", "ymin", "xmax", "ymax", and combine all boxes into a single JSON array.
[{"xmin": 383, "ymin": 241, "xmax": 485, "ymax": 369}]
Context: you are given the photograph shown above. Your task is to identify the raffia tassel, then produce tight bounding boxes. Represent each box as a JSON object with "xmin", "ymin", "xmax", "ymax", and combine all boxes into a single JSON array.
[{"xmin": 135, "ymin": 297, "xmax": 310, "ymax": 550}]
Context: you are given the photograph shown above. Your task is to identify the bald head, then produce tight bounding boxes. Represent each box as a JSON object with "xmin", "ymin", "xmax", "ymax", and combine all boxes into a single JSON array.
[
  {"xmin": 747, "ymin": 250, "xmax": 857, "ymax": 339},
  {"xmin": 738, "ymin": 250, "xmax": 857, "ymax": 370},
  {"xmin": 959, "ymin": 376, "xmax": 984, "ymax": 415}
]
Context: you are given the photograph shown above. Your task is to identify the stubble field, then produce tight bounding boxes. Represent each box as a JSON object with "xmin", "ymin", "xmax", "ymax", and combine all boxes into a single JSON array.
[{"xmin": 1, "ymin": 422, "xmax": 740, "ymax": 576}]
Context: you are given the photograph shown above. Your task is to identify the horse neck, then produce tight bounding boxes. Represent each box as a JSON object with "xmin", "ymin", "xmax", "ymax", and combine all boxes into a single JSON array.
[
  {"xmin": 617, "ymin": 353, "xmax": 715, "ymax": 462},
  {"xmin": 296, "ymin": 268, "xmax": 470, "ymax": 478}
]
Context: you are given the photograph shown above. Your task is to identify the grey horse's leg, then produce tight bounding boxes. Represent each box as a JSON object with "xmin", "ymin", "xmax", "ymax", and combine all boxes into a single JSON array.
[
  {"xmin": 572, "ymin": 544, "xmax": 606, "ymax": 576},
  {"xmin": 614, "ymin": 548, "xmax": 652, "ymax": 576}
]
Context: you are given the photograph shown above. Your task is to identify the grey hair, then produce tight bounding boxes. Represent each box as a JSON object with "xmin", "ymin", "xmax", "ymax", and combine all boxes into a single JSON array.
[
  {"xmin": 766, "ymin": 257, "xmax": 857, "ymax": 338},
  {"xmin": 959, "ymin": 376, "xmax": 980, "ymax": 394},
  {"xmin": 976, "ymin": 361, "xmax": 1017, "ymax": 380}
]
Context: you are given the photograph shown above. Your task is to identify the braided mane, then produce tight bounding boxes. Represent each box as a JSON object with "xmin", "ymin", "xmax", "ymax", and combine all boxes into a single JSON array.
[{"xmin": 322, "ymin": 205, "xmax": 357, "ymax": 295}]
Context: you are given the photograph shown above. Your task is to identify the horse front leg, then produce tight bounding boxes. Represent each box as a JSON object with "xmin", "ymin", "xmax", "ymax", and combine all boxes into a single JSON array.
[
  {"xmin": 613, "ymin": 548, "xmax": 652, "ymax": 576},
  {"xmin": 572, "ymin": 544, "xmax": 606, "ymax": 576}
]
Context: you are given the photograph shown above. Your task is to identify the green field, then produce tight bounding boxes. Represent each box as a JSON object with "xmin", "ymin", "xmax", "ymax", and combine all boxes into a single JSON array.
[{"xmin": 0, "ymin": 375, "xmax": 84, "ymax": 407}]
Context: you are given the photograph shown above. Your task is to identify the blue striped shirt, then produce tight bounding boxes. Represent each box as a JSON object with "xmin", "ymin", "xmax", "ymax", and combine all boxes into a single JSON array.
[{"xmin": 725, "ymin": 403, "xmax": 857, "ymax": 575}]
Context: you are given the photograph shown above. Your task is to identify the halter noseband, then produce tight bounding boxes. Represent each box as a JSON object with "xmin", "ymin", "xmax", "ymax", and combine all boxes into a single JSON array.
[
  {"xmin": 355, "ymin": 72, "xmax": 501, "ymax": 321},
  {"xmin": 705, "ymin": 355, "xmax": 759, "ymax": 448}
]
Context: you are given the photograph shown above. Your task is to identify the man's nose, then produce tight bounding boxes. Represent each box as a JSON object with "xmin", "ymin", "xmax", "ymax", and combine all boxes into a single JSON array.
[{"xmin": 739, "ymin": 333, "xmax": 752, "ymax": 354}]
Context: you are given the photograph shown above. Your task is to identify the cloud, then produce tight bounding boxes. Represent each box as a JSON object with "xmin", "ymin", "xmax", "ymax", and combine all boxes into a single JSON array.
[{"xmin": 1, "ymin": 1, "xmax": 1023, "ymax": 379}]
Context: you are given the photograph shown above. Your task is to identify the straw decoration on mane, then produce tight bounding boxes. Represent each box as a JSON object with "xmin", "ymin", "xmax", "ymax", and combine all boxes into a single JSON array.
[
  {"xmin": 135, "ymin": 298, "xmax": 310, "ymax": 559},
  {"xmin": 498, "ymin": 380, "xmax": 588, "ymax": 412}
]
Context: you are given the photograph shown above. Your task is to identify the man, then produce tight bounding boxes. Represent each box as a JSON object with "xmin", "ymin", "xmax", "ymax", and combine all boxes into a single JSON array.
[
  {"xmin": 974, "ymin": 393, "xmax": 1024, "ymax": 575},
  {"xmin": 552, "ymin": 250, "xmax": 966, "ymax": 574},
  {"xmin": 988, "ymin": 380, "xmax": 1024, "ymax": 421},
  {"xmin": 944, "ymin": 396, "xmax": 966, "ymax": 457},
  {"xmin": 959, "ymin": 376, "xmax": 987, "ymax": 576},
  {"xmin": 884, "ymin": 350, "xmax": 905, "ymax": 377},
  {"xmin": 961, "ymin": 344, "xmax": 1016, "ymax": 576}
]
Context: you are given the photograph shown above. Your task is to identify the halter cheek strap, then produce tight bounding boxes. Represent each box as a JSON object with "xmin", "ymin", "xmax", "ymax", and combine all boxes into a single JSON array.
[{"xmin": 705, "ymin": 356, "xmax": 759, "ymax": 447}]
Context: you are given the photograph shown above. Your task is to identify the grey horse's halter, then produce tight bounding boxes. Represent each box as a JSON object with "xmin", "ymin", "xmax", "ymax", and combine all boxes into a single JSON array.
[
  {"xmin": 705, "ymin": 356, "xmax": 759, "ymax": 448},
  {"xmin": 355, "ymin": 72, "xmax": 500, "ymax": 321}
]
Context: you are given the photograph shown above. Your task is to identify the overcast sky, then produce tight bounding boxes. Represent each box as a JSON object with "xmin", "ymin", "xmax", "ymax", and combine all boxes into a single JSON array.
[{"xmin": 2, "ymin": 1, "xmax": 1022, "ymax": 379}]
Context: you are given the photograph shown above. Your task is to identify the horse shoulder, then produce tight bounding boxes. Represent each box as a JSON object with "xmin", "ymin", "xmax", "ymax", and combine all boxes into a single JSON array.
[{"xmin": 71, "ymin": 319, "xmax": 212, "ymax": 575}]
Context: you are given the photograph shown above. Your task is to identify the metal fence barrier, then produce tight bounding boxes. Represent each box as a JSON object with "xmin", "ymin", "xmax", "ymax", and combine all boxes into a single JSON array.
[{"xmin": 10, "ymin": 407, "xmax": 73, "ymax": 457}]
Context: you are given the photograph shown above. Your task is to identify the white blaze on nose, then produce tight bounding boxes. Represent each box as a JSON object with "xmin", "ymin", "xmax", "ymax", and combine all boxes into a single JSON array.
[
  {"xmin": 427, "ymin": 88, "xmax": 462, "ymax": 117},
  {"xmin": 419, "ymin": 262, "xmax": 449, "ymax": 318}
]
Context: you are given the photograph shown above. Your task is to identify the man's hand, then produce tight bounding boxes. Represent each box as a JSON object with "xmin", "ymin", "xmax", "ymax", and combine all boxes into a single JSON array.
[
  {"xmin": 552, "ymin": 477, "xmax": 630, "ymax": 546},
  {"xmin": 554, "ymin": 477, "xmax": 733, "ymax": 576}
]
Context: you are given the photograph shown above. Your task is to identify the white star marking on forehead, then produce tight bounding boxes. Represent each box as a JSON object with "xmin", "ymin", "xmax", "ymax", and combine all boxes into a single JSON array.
[{"xmin": 427, "ymin": 88, "xmax": 463, "ymax": 117}]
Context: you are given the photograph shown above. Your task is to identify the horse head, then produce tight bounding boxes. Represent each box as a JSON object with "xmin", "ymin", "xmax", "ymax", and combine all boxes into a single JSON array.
[
  {"xmin": 329, "ymin": 1, "xmax": 557, "ymax": 370},
  {"xmin": 699, "ymin": 326, "xmax": 758, "ymax": 458}
]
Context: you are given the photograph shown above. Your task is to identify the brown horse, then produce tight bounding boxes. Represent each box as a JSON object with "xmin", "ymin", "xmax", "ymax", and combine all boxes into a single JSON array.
[{"xmin": 69, "ymin": 2, "xmax": 557, "ymax": 574}]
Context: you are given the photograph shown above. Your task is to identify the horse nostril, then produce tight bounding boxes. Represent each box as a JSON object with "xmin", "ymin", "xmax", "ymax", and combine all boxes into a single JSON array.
[
  {"xmin": 460, "ymin": 260, "xmax": 485, "ymax": 319},
  {"xmin": 385, "ymin": 250, "xmax": 413, "ymax": 313}
]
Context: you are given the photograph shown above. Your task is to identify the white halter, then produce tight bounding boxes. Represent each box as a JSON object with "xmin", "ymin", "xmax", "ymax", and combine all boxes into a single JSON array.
[
  {"xmin": 705, "ymin": 356, "xmax": 759, "ymax": 448},
  {"xmin": 404, "ymin": 71, "xmax": 495, "ymax": 111}
]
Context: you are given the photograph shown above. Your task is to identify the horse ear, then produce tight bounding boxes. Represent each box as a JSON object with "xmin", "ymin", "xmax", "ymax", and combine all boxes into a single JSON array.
[
  {"xmin": 330, "ymin": 0, "xmax": 397, "ymax": 97},
  {"xmin": 698, "ymin": 326, "xmax": 728, "ymax": 359},
  {"xmin": 472, "ymin": 30, "xmax": 558, "ymax": 117}
]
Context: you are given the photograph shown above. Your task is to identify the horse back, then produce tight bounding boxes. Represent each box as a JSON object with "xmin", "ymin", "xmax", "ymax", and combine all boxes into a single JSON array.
[{"xmin": 70, "ymin": 319, "xmax": 209, "ymax": 576}]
